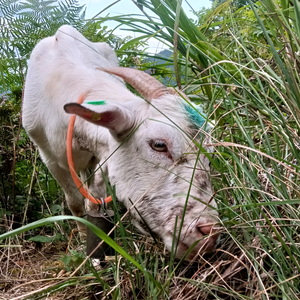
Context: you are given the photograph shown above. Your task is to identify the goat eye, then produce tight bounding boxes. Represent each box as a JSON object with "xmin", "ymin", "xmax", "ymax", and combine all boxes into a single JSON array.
[{"xmin": 150, "ymin": 140, "xmax": 168, "ymax": 152}]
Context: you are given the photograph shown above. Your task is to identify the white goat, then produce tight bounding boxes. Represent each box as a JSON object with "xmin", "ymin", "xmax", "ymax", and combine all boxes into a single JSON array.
[{"xmin": 23, "ymin": 25, "xmax": 219, "ymax": 259}]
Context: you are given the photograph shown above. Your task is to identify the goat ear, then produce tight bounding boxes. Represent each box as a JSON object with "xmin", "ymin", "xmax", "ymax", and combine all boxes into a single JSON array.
[{"xmin": 64, "ymin": 103, "xmax": 134, "ymax": 134}]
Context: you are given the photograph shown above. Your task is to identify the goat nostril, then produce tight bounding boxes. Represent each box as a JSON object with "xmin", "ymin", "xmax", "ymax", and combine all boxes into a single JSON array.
[{"xmin": 197, "ymin": 223, "xmax": 216, "ymax": 235}]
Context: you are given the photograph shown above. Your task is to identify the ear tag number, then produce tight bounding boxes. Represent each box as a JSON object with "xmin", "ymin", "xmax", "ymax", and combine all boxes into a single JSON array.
[{"xmin": 84, "ymin": 100, "xmax": 107, "ymax": 105}]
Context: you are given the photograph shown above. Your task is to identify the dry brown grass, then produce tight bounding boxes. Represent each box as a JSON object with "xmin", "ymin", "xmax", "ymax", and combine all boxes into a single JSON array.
[{"xmin": 1, "ymin": 215, "xmax": 292, "ymax": 300}]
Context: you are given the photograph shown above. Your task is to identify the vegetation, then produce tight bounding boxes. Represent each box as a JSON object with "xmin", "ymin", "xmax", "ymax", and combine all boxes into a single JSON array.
[{"xmin": 1, "ymin": 0, "xmax": 300, "ymax": 299}]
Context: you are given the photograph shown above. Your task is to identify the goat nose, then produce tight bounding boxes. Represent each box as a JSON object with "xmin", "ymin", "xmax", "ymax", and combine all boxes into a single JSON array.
[{"xmin": 197, "ymin": 222, "xmax": 217, "ymax": 236}]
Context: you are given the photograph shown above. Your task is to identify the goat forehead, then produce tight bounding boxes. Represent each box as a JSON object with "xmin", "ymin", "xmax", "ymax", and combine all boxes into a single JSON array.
[
  {"xmin": 146, "ymin": 101, "xmax": 189, "ymax": 131},
  {"xmin": 149, "ymin": 97, "xmax": 185, "ymax": 117},
  {"xmin": 148, "ymin": 96, "xmax": 208, "ymax": 133}
]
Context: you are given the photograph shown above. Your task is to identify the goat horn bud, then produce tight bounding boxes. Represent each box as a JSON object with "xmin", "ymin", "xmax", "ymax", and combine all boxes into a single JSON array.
[{"xmin": 98, "ymin": 67, "xmax": 169, "ymax": 101}]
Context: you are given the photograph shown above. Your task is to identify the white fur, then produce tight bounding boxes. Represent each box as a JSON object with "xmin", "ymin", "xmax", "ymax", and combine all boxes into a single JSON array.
[{"xmin": 23, "ymin": 25, "xmax": 219, "ymax": 259}]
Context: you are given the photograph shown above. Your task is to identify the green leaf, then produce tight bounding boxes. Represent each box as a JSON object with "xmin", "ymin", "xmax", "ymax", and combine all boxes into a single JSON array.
[{"xmin": 28, "ymin": 235, "xmax": 55, "ymax": 243}]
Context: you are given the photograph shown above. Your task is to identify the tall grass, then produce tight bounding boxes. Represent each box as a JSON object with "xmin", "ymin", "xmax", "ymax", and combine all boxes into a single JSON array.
[{"xmin": 1, "ymin": 0, "xmax": 300, "ymax": 299}]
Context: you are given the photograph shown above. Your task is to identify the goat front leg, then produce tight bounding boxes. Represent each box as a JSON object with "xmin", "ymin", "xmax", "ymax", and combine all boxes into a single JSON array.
[{"xmin": 45, "ymin": 162, "xmax": 87, "ymax": 241}]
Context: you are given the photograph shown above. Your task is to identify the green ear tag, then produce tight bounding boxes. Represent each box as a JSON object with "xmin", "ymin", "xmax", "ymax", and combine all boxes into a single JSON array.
[{"xmin": 84, "ymin": 100, "xmax": 107, "ymax": 105}]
